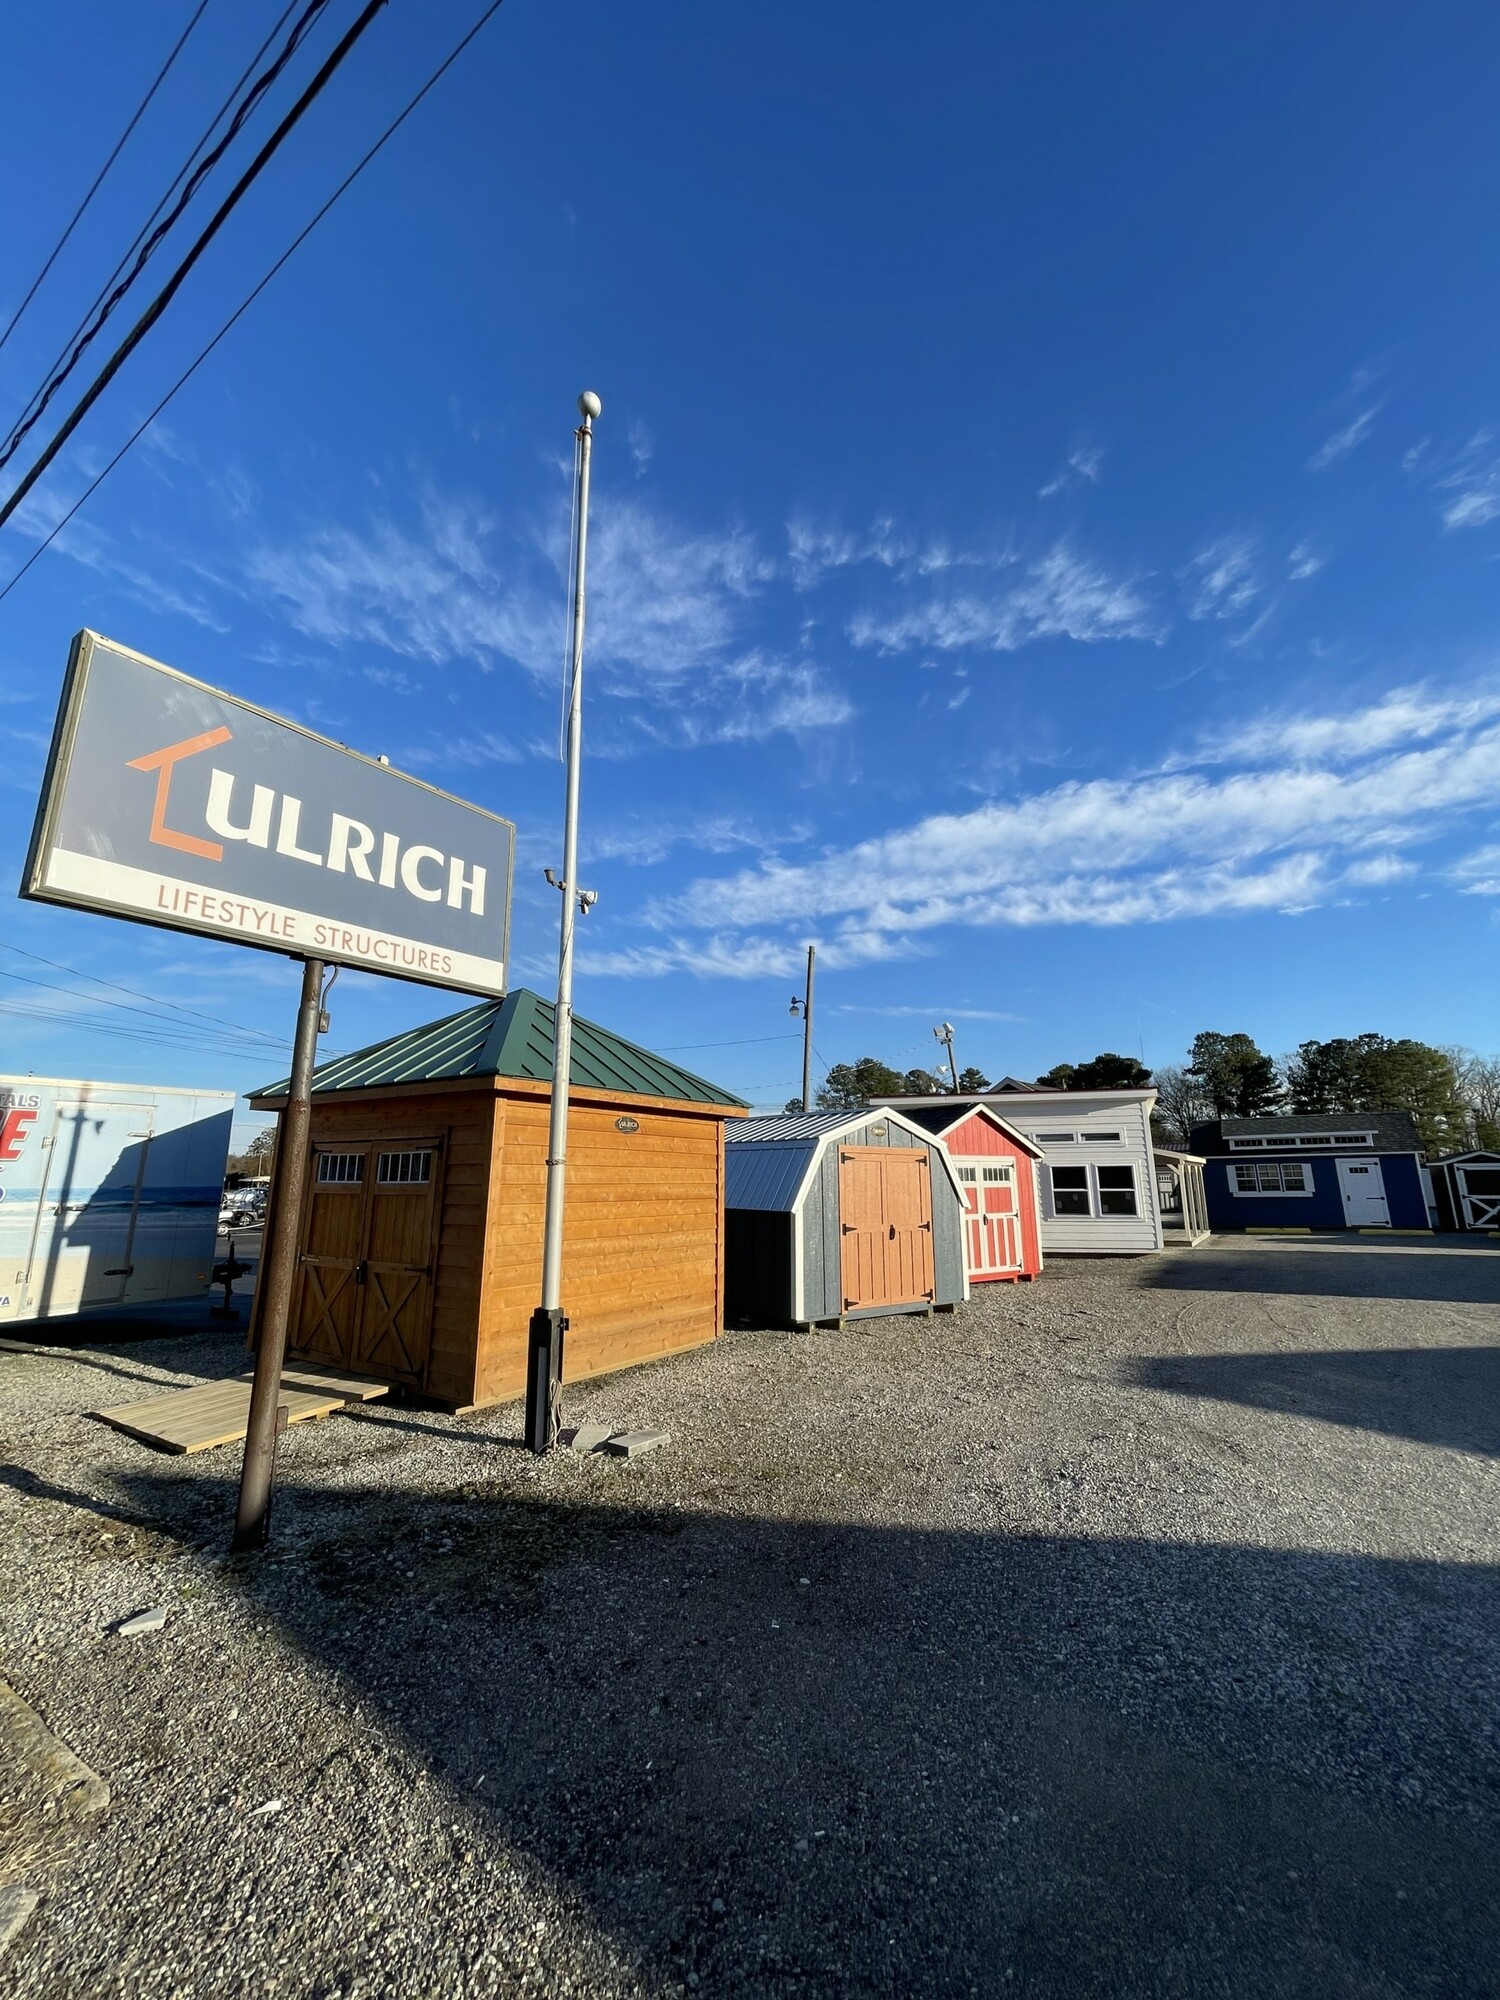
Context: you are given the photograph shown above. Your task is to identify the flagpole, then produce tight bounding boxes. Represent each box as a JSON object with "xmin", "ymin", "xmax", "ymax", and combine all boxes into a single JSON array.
[{"xmin": 526, "ymin": 391, "xmax": 600, "ymax": 1453}]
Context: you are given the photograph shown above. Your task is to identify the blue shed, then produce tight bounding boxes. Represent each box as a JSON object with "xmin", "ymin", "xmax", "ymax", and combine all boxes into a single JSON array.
[
  {"xmin": 1189, "ymin": 1113, "xmax": 1429, "ymax": 1232},
  {"xmin": 725, "ymin": 1108, "xmax": 969, "ymax": 1328}
]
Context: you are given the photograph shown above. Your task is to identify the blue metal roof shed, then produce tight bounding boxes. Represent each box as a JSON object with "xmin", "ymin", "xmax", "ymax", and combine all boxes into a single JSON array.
[{"xmin": 725, "ymin": 1108, "xmax": 968, "ymax": 1328}]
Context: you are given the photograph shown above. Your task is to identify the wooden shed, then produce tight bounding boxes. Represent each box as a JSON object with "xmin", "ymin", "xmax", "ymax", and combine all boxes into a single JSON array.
[
  {"xmin": 248, "ymin": 989, "xmax": 747, "ymax": 1410},
  {"xmin": 723, "ymin": 1109, "xmax": 969, "ymax": 1329},
  {"xmin": 897, "ymin": 1101, "xmax": 1045, "ymax": 1282}
]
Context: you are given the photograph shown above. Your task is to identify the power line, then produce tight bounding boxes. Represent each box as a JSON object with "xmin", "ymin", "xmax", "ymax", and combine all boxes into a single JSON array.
[
  {"xmin": 0, "ymin": 0, "xmax": 391, "ymax": 539},
  {"xmin": 1, "ymin": 0, "xmax": 335, "ymax": 474},
  {"xmin": 655, "ymin": 1033, "xmax": 803, "ymax": 1052},
  {"xmin": 0, "ymin": 0, "xmax": 510, "ymax": 603},
  {"xmin": 0, "ymin": 0, "xmax": 212, "ymax": 360},
  {"xmin": 0, "ymin": 967, "xmax": 288, "ymax": 1054},
  {"xmin": 0, "ymin": 939, "xmax": 288, "ymax": 1045},
  {"xmin": 1, "ymin": 0, "xmax": 310, "ymax": 465}
]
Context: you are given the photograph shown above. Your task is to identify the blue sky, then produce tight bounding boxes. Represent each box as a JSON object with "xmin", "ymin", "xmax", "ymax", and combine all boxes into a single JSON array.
[{"xmin": 2, "ymin": 0, "xmax": 1498, "ymax": 1133}]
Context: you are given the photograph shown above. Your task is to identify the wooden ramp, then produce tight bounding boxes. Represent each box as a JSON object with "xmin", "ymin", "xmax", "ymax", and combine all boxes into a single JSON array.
[{"xmin": 94, "ymin": 1367, "xmax": 390, "ymax": 1455}]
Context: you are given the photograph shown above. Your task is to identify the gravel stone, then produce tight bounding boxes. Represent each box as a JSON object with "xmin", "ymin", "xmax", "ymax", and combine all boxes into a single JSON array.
[{"xmin": 1, "ymin": 1235, "xmax": 1497, "ymax": 1996}]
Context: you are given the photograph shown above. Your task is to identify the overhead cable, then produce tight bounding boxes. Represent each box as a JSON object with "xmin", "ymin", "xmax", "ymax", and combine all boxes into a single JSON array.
[
  {"xmin": 0, "ymin": 0, "xmax": 391, "ymax": 538},
  {"xmin": 0, "ymin": 0, "xmax": 212, "ymax": 360},
  {"xmin": 0, "ymin": 938, "xmax": 289, "ymax": 1046},
  {"xmin": 1, "ymin": 0, "xmax": 309, "ymax": 465},
  {"xmin": 0, "ymin": 0, "xmax": 338, "ymax": 476},
  {"xmin": 0, "ymin": 0, "xmax": 509, "ymax": 603}
]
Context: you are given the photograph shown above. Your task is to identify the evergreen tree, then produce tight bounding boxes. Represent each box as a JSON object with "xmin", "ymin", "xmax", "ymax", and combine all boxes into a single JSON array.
[
  {"xmin": 815, "ymin": 1056, "xmax": 906, "ymax": 1110},
  {"xmin": 1037, "ymin": 1052, "xmax": 1152, "ymax": 1091},
  {"xmin": 957, "ymin": 1066, "xmax": 991, "ymax": 1092},
  {"xmin": 1288, "ymin": 1033, "xmax": 1465, "ymax": 1153},
  {"xmin": 1188, "ymin": 1031, "xmax": 1284, "ymax": 1116},
  {"xmin": 900, "ymin": 1067, "xmax": 945, "ymax": 1095}
]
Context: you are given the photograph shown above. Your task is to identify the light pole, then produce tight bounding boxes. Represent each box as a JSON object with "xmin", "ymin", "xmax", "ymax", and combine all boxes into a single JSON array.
[
  {"xmin": 526, "ymin": 390, "xmax": 601, "ymax": 1456},
  {"xmin": 788, "ymin": 943, "xmax": 815, "ymax": 1112},
  {"xmin": 934, "ymin": 1020, "xmax": 959, "ymax": 1094}
]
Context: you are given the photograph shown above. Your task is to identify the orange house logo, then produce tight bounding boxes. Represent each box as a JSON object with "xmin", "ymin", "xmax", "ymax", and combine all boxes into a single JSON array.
[{"xmin": 127, "ymin": 727, "xmax": 232, "ymax": 862}]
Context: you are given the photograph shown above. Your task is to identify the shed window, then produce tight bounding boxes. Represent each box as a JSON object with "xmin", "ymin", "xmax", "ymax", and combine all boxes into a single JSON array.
[
  {"xmin": 956, "ymin": 1165, "xmax": 977, "ymax": 1183},
  {"xmin": 316, "ymin": 1153, "xmax": 364, "ymax": 1186},
  {"xmin": 1082, "ymin": 1131, "xmax": 1124, "ymax": 1143},
  {"xmin": 1231, "ymin": 1161, "xmax": 1310, "ymax": 1196},
  {"xmin": 1051, "ymin": 1166, "xmax": 1090, "ymax": 1215},
  {"xmin": 1034, "ymin": 1131, "xmax": 1078, "ymax": 1144},
  {"xmin": 981, "ymin": 1165, "xmax": 1011, "ymax": 1183},
  {"xmin": 1097, "ymin": 1166, "xmax": 1137, "ymax": 1215},
  {"xmin": 377, "ymin": 1149, "xmax": 432, "ymax": 1186}
]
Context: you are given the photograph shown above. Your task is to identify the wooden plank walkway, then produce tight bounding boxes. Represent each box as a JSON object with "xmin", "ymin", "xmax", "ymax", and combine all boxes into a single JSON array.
[{"xmin": 94, "ymin": 1367, "xmax": 390, "ymax": 1455}]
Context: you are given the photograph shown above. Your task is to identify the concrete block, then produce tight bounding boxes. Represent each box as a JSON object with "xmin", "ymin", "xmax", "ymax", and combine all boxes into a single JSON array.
[
  {"xmin": 605, "ymin": 1429, "xmax": 671, "ymax": 1459},
  {"xmin": 562, "ymin": 1421, "xmax": 614, "ymax": 1455}
]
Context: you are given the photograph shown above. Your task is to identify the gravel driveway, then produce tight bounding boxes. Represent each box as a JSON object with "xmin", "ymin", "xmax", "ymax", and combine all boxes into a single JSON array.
[{"xmin": 2, "ymin": 1235, "xmax": 1497, "ymax": 1998}]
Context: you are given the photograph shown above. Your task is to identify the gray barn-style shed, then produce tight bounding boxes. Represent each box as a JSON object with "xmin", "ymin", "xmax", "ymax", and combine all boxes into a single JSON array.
[{"xmin": 724, "ymin": 1108, "xmax": 969, "ymax": 1329}]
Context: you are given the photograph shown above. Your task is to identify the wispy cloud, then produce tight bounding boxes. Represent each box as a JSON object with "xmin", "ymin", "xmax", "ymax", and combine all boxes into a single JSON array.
[
  {"xmin": 1451, "ymin": 843, "xmax": 1500, "ymax": 895},
  {"xmin": 849, "ymin": 543, "xmax": 1159, "ymax": 654},
  {"xmin": 1287, "ymin": 541, "xmax": 1324, "ymax": 580},
  {"xmin": 1183, "ymin": 535, "xmax": 1259, "ymax": 621},
  {"xmin": 1308, "ymin": 405, "xmax": 1380, "ymax": 470},
  {"xmin": 584, "ymin": 688, "xmax": 1500, "ymax": 975},
  {"xmin": 1188, "ymin": 683, "xmax": 1500, "ymax": 768},
  {"xmin": 1039, "ymin": 442, "xmax": 1105, "ymax": 498},
  {"xmin": 243, "ymin": 488, "xmax": 848, "ymax": 752},
  {"xmin": 785, "ymin": 518, "xmax": 1010, "ymax": 591},
  {"xmin": 627, "ymin": 417, "xmax": 654, "ymax": 477},
  {"xmin": 833, "ymin": 1003, "xmax": 1022, "ymax": 1021},
  {"xmin": 1436, "ymin": 434, "xmax": 1500, "ymax": 531},
  {"xmin": 590, "ymin": 812, "xmax": 801, "ymax": 868},
  {"xmin": 4, "ymin": 489, "xmax": 229, "ymax": 630}
]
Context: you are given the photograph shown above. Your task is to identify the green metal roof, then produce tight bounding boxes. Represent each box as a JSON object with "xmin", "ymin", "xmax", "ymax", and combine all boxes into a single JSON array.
[{"xmin": 251, "ymin": 988, "xmax": 748, "ymax": 1109}]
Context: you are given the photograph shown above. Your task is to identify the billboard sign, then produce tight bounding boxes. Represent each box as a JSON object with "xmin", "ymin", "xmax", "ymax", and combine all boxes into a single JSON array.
[{"xmin": 22, "ymin": 632, "xmax": 514, "ymax": 998}]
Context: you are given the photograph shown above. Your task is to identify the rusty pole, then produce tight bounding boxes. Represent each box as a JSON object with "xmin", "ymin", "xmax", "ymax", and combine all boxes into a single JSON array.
[{"xmin": 231, "ymin": 956, "xmax": 325, "ymax": 1551}]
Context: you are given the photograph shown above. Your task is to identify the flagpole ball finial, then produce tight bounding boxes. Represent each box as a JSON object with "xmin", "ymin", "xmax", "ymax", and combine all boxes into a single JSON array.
[{"xmin": 578, "ymin": 390, "xmax": 602, "ymax": 420}]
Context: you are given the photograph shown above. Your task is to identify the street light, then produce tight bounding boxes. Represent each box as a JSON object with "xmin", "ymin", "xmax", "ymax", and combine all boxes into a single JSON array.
[{"xmin": 934, "ymin": 1020, "xmax": 959, "ymax": 1095}]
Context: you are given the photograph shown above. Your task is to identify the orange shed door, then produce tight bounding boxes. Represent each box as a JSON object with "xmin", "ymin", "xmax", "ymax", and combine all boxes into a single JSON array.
[
  {"xmin": 290, "ymin": 1140, "xmax": 439, "ymax": 1385},
  {"xmin": 839, "ymin": 1146, "xmax": 936, "ymax": 1312}
]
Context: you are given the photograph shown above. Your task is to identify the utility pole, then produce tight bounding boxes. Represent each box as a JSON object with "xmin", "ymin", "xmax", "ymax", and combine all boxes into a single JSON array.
[
  {"xmin": 526, "ymin": 390, "xmax": 601, "ymax": 1456},
  {"xmin": 231, "ymin": 955, "xmax": 326, "ymax": 1551},
  {"xmin": 934, "ymin": 1020, "xmax": 960, "ymax": 1094},
  {"xmin": 788, "ymin": 944, "xmax": 816, "ymax": 1112}
]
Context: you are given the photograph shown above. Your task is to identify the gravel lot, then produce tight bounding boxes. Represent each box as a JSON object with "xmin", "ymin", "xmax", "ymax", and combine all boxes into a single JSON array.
[{"xmin": 2, "ymin": 1235, "xmax": 1497, "ymax": 1998}]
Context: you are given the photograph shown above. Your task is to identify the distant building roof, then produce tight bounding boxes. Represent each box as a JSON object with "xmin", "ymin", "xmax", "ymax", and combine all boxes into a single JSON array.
[
  {"xmin": 1189, "ymin": 1111, "xmax": 1423, "ymax": 1152},
  {"xmin": 252, "ymin": 988, "xmax": 747, "ymax": 1109},
  {"xmin": 987, "ymin": 1076, "xmax": 1048, "ymax": 1094},
  {"xmin": 898, "ymin": 1099, "xmax": 1044, "ymax": 1158}
]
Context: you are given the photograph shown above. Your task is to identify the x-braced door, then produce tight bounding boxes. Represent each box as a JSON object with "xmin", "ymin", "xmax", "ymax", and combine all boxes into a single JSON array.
[{"xmin": 292, "ymin": 1140, "xmax": 442, "ymax": 1383}]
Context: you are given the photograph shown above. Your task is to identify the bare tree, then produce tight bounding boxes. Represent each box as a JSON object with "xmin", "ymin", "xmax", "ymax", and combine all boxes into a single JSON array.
[
  {"xmin": 1448, "ymin": 1047, "xmax": 1500, "ymax": 1149},
  {"xmin": 1151, "ymin": 1063, "xmax": 1211, "ymax": 1147}
]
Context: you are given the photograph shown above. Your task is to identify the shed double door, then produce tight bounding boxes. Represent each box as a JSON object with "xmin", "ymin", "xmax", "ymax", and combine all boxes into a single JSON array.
[
  {"xmin": 956, "ymin": 1160, "xmax": 1023, "ymax": 1277},
  {"xmin": 290, "ymin": 1139, "xmax": 442, "ymax": 1384},
  {"xmin": 839, "ymin": 1146, "xmax": 935, "ymax": 1311}
]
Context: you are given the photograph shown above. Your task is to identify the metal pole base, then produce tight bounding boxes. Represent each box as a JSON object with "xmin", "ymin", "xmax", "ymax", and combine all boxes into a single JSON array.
[{"xmin": 525, "ymin": 1305, "xmax": 566, "ymax": 1455}]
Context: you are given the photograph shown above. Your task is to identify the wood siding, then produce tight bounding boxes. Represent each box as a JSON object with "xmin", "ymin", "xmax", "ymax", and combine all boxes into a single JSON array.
[
  {"xmin": 473, "ymin": 1091, "xmax": 726, "ymax": 1409},
  {"xmin": 934, "ymin": 1108, "xmax": 1044, "ymax": 1280}
]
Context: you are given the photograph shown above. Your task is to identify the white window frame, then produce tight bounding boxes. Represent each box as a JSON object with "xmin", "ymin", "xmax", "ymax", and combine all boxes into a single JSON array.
[
  {"xmin": 1228, "ymin": 1160, "xmax": 1313, "ymax": 1197},
  {"xmin": 1045, "ymin": 1161, "xmax": 1138, "ymax": 1219}
]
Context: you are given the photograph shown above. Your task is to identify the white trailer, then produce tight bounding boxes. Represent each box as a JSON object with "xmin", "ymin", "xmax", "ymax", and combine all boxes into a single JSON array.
[{"xmin": 0, "ymin": 1076, "xmax": 233, "ymax": 1326}]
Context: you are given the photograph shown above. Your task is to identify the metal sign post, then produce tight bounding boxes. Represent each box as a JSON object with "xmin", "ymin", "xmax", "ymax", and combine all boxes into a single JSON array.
[
  {"xmin": 230, "ymin": 957, "xmax": 325, "ymax": 1552},
  {"xmin": 526, "ymin": 391, "xmax": 601, "ymax": 1455}
]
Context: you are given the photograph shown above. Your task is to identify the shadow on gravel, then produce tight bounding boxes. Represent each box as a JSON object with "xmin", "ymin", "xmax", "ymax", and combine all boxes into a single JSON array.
[
  {"xmin": 1145, "ymin": 1245, "xmax": 1500, "ymax": 1305},
  {"xmin": 1122, "ymin": 1347, "xmax": 1500, "ymax": 1457},
  {"xmin": 114, "ymin": 1465, "xmax": 1500, "ymax": 1999}
]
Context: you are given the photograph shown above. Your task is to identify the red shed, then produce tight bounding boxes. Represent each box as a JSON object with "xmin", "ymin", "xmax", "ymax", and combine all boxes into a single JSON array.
[{"xmin": 899, "ymin": 1101, "xmax": 1045, "ymax": 1283}]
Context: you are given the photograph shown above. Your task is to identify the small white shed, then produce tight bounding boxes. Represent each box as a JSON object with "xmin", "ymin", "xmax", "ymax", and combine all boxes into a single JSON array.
[{"xmin": 877, "ymin": 1086, "xmax": 1163, "ymax": 1255}]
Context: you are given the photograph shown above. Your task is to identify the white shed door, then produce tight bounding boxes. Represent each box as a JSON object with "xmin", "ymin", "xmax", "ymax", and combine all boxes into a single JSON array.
[{"xmin": 1337, "ymin": 1158, "xmax": 1389, "ymax": 1227}]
